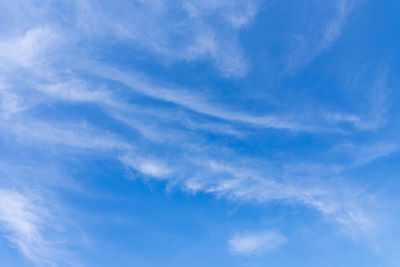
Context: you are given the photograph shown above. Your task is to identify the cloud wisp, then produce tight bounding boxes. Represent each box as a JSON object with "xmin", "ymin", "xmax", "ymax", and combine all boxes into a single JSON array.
[
  {"xmin": 0, "ymin": 188, "xmax": 76, "ymax": 266},
  {"xmin": 286, "ymin": 0, "xmax": 362, "ymax": 71},
  {"xmin": 228, "ymin": 230, "xmax": 287, "ymax": 256}
]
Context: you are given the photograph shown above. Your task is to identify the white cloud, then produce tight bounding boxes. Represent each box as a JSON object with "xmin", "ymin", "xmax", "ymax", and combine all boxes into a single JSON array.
[
  {"xmin": 228, "ymin": 230, "xmax": 287, "ymax": 256},
  {"xmin": 318, "ymin": 0, "xmax": 352, "ymax": 51},
  {"xmin": 0, "ymin": 81, "xmax": 24, "ymax": 118},
  {"xmin": 0, "ymin": 0, "xmax": 394, "ymax": 261},
  {"xmin": 1, "ymin": 0, "xmax": 255, "ymax": 77},
  {"xmin": 332, "ymin": 142, "xmax": 399, "ymax": 167},
  {"xmin": 74, "ymin": 0, "xmax": 256, "ymax": 77},
  {"xmin": 287, "ymin": 0, "xmax": 362, "ymax": 71},
  {"xmin": 356, "ymin": 67, "xmax": 390, "ymax": 131},
  {"xmin": 119, "ymin": 154, "xmax": 377, "ymax": 238},
  {"xmin": 0, "ymin": 27, "xmax": 61, "ymax": 68},
  {"xmin": 83, "ymin": 61, "xmax": 390, "ymax": 134},
  {"xmin": 3, "ymin": 118, "xmax": 132, "ymax": 151},
  {"xmin": 0, "ymin": 188, "xmax": 74, "ymax": 266},
  {"xmin": 83, "ymin": 62, "xmax": 319, "ymax": 132},
  {"xmin": 70, "ymin": 1, "xmax": 256, "ymax": 77},
  {"xmin": 183, "ymin": 0, "xmax": 257, "ymax": 28},
  {"xmin": 120, "ymin": 155, "xmax": 171, "ymax": 179},
  {"xmin": 325, "ymin": 65, "xmax": 390, "ymax": 132},
  {"xmin": 37, "ymin": 79, "xmax": 117, "ymax": 106}
]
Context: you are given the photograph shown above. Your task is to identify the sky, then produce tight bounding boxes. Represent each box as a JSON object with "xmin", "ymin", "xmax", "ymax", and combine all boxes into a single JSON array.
[{"xmin": 0, "ymin": 0, "xmax": 400, "ymax": 266}]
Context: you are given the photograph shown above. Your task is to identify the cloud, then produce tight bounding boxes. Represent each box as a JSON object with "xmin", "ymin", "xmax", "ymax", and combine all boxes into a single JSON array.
[
  {"xmin": 287, "ymin": 0, "xmax": 362, "ymax": 71},
  {"xmin": 0, "ymin": 0, "xmax": 396, "ymax": 264},
  {"xmin": 1, "ymin": 118, "xmax": 132, "ymax": 151},
  {"xmin": 75, "ymin": 0, "xmax": 256, "ymax": 77},
  {"xmin": 228, "ymin": 230, "xmax": 287, "ymax": 256},
  {"xmin": 120, "ymin": 155, "xmax": 172, "ymax": 179},
  {"xmin": 321, "ymin": 64, "xmax": 390, "ymax": 132},
  {"xmin": 183, "ymin": 0, "xmax": 257, "ymax": 28},
  {"xmin": 356, "ymin": 67, "xmax": 390, "ymax": 131},
  {"xmin": 1, "ymin": 0, "xmax": 255, "ymax": 77},
  {"xmin": 82, "ymin": 62, "xmax": 323, "ymax": 132},
  {"xmin": 332, "ymin": 142, "xmax": 399, "ymax": 167},
  {"xmin": 81, "ymin": 61, "xmax": 390, "ymax": 134},
  {"xmin": 0, "ymin": 27, "xmax": 61, "ymax": 68},
  {"xmin": 318, "ymin": 0, "xmax": 352, "ymax": 51},
  {"xmin": 119, "ymin": 154, "xmax": 377, "ymax": 238},
  {"xmin": 0, "ymin": 81, "xmax": 23, "ymax": 118},
  {"xmin": 0, "ymin": 188, "xmax": 76, "ymax": 266},
  {"xmin": 0, "ymin": 27, "xmax": 383, "ymax": 261},
  {"xmin": 36, "ymin": 79, "xmax": 119, "ymax": 107}
]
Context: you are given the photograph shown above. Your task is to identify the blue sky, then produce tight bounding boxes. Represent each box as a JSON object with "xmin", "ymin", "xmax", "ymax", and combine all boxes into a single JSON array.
[{"xmin": 1, "ymin": 0, "xmax": 400, "ymax": 266}]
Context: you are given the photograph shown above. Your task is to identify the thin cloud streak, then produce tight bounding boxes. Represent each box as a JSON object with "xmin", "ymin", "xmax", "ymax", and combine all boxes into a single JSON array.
[
  {"xmin": 287, "ymin": 0, "xmax": 362, "ymax": 71},
  {"xmin": 228, "ymin": 230, "xmax": 287, "ymax": 256},
  {"xmin": 82, "ymin": 62, "xmax": 329, "ymax": 132},
  {"xmin": 0, "ymin": 188, "xmax": 77, "ymax": 266}
]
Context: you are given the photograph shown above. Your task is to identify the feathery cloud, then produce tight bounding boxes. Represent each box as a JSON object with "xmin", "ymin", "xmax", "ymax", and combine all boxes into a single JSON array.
[{"xmin": 228, "ymin": 230, "xmax": 287, "ymax": 256}]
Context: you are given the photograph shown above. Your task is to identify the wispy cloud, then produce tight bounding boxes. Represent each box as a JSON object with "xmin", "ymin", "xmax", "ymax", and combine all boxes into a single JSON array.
[
  {"xmin": 287, "ymin": 0, "xmax": 362, "ymax": 71},
  {"xmin": 82, "ymin": 62, "xmax": 337, "ymax": 132},
  {"xmin": 0, "ymin": 0, "xmax": 397, "ymax": 265},
  {"xmin": 85, "ymin": 61, "xmax": 392, "ymax": 135},
  {"xmin": 0, "ymin": 81, "xmax": 23, "ymax": 118},
  {"xmin": 3, "ymin": 118, "xmax": 131, "ymax": 151},
  {"xmin": 119, "ymin": 153, "xmax": 378, "ymax": 238},
  {"xmin": 75, "ymin": 0, "xmax": 257, "ymax": 77},
  {"xmin": 0, "ymin": 27, "xmax": 62, "ymax": 68},
  {"xmin": 0, "ymin": 188, "xmax": 76, "ymax": 266},
  {"xmin": 332, "ymin": 142, "xmax": 399, "ymax": 167},
  {"xmin": 120, "ymin": 155, "xmax": 172, "ymax": 179},
  {"xmin": 228, "ymin": 230, "xmax": 287, "ymax": 256}
]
